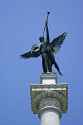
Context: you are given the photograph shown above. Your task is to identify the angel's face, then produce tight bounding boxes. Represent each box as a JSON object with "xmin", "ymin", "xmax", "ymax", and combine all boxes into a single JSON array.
[{"xmin": 39, "ymin": 37, "xmax": 44, "ymax": 42}]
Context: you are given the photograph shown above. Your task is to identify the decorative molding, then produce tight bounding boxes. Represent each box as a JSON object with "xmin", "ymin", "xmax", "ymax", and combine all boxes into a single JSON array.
[{"xmin": 30, "ymin": 84, "xmax": 68, "ymax": 114}]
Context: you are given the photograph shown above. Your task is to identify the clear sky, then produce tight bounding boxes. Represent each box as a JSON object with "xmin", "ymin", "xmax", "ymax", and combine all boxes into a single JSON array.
[{"xmin": 0, "ymin": 0, "xmax": 83, "ymax": 125}]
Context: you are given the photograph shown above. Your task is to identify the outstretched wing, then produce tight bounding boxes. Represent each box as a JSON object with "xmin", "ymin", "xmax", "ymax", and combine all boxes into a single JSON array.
[
  {"xmin": 50, "ymin": 32, "xmax": 67, "ymax": 54},
  {"xmin": 21, "ymin": 47, "xmax": 40, "ymax": 59}
]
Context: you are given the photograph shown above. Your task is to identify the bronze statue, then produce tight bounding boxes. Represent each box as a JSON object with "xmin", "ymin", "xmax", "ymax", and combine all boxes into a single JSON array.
[{"xmin": 21, "ymin": 12, "xmax": 67, "ymax": 75}]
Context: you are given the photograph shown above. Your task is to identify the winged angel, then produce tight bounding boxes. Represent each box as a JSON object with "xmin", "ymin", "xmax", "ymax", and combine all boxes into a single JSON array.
[{"xmin": 21, "ymin": 12, "xmax": 67, "ymax": 75}]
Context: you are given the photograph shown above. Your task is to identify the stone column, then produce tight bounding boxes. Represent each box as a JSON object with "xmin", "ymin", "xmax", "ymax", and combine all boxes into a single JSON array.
[
  {"xmin": 39, "ymin": 97, "xmax": 61, "ymax": 125},
  {"xmin": 40, "ymin": 110, "xmax": 60, "ymax": 125},
  {"xmin": 30, "ymin": 73, "xmax": 68, "ymax": 125}
]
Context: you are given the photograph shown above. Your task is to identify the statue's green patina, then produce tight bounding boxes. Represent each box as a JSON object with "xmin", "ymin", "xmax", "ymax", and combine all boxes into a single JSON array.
[{"xmin": 21, "ymin": 12, "xmax": 67, "ymax": 75}]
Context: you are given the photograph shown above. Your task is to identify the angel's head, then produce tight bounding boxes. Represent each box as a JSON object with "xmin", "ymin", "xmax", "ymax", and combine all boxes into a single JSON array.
[{"xmin": 39, "ymin": 36, "xmax": 44, "ymax": 43}]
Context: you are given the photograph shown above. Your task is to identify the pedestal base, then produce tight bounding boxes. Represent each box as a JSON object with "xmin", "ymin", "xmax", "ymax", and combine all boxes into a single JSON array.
[{"xmin": 40, "ymin": 72, "xmax": 58, "ymax": 84}]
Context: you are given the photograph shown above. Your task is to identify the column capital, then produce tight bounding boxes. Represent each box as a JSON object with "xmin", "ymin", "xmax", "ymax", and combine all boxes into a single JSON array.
[{"xmin": 30, "ymin": 84, "xmax": 68, "ymax": 115}]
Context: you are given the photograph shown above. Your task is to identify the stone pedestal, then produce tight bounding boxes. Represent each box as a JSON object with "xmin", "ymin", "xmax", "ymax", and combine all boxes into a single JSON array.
[
  {"xmin": 40, "ymin": 73, "xmax": 58, "ymax": 84},
  {"xmin": 30, "ymin": 73, "xmax": 68, "ymax": 125}
]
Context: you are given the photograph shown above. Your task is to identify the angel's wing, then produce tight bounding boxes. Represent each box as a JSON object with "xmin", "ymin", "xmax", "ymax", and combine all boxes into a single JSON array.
[
  {"xmin": 21, "ymin": 47, "xmax": 40, "ymax": 59},
  {"xmin": 50, "ymin": 32, "xmax": 67, "ymax": 54}
]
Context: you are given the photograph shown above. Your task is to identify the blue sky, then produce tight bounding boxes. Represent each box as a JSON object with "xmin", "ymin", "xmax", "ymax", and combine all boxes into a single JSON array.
[{"xmin": 0, "ymin": 0, "xmax": 83, "ymax": 125}]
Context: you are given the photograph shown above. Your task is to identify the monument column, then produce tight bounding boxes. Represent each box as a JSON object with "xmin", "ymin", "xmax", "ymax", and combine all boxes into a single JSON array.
[
  {"xmin": 39, "ymin": 98, "xmax": 61, "ymax": 125},
  {"xmin": 30, "ymin": 73, "xmax": 68, "ymax": 125},
  {"xmin": 40, "ymin": 109, "xmax": 60, "ymax": 125},
  {"xmin": 20, "ymin": 11, "xmax": 68, "ymax": 125}
]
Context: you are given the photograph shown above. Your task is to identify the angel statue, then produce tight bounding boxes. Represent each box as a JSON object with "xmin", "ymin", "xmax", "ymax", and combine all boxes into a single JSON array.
[{"xmin": 21, "ymin": 12, "xmax": 67, "ymax": 75}]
